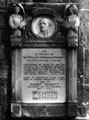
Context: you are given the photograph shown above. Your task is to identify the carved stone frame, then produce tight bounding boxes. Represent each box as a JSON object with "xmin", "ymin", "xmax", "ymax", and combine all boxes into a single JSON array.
[{"xmin": 11, "ymin": 3, "xmax": 78, "ymax": 118}]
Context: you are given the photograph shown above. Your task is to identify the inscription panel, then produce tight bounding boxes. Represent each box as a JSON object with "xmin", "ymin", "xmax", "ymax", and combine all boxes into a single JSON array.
[{"xmin": 21, "ymin": 49, "xmax": 66, "ymax": 103}]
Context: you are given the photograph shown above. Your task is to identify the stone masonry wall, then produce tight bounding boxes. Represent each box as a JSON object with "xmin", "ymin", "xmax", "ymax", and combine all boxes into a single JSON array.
[{"xmin": 0, "ymin": 0, "xmax": 89, "ymax": 120}]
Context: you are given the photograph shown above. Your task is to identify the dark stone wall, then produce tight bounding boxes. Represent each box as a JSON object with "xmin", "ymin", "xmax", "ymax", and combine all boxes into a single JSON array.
[
  {"xmin": 0, "ymin": 5, "xmax": 12, "ymax": 119},
  {"xmin": 0, "ymin": 0, "xmax": 88, "ymax": 120},
  {"xmin": 0, "ymin": 0, "xmax": 78, "ymax": 7}
]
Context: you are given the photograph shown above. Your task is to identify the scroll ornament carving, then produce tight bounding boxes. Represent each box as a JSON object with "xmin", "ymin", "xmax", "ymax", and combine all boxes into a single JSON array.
[{"xmin": 64, "ymin": 4, "xmax": 80, "ymax": 47}]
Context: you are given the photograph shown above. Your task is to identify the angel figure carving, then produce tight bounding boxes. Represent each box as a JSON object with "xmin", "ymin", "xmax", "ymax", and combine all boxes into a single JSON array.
[
  {"xmin": 64, "ymin": 4, "xmax": 80, "ymax": 46},
  {"xmin": 9, "ymin": 3, "xmax": 26, "ymax": 37}
]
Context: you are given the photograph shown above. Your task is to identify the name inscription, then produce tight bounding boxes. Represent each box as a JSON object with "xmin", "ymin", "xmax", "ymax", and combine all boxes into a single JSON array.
[{"xmin": 21, "ymin": 49, "xmax": 66, "ymax": 103}]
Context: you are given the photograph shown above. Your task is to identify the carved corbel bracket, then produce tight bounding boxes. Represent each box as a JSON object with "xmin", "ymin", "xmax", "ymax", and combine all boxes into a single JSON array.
[
  {"xmin": 67, "ymin": 30, "xmax": 78, "ymax": 47},
  {"xmin": 10, "ymin": 35, "xmax": 22, "ymax": 47}
]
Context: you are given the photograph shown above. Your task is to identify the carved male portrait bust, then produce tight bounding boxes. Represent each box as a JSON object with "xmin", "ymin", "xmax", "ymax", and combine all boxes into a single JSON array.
[{"xmin": 32, "ymin": 17, "xmax": 56, "ymax": 38}]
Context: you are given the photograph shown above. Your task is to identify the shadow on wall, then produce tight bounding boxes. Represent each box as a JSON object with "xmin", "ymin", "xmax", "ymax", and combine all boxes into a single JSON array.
[
  {"xmin": 33, "ymin": 0, "xmax": 78, "ymax": 2},
  {"xmin": 0, "ymin": 0, "xmax": 78, "ymax": 6},
  {"xmin": 20, "ymin": 0, "xmax": 78, "ymax": 3}
]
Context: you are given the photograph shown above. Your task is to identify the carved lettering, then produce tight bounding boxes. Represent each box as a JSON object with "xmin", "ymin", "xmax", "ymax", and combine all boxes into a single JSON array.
[{"xmin": 21, "ymin": 49, "xmax": 66, "ymax": 103}]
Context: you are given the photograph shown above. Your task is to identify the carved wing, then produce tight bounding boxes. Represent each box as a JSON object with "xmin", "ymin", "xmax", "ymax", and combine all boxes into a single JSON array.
[{"xmin": 79, "ymin": 8, "xmax": 89, "ymax": 47}]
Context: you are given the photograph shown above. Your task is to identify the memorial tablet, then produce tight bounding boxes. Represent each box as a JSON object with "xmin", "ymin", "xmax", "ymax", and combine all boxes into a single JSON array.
[{"xmin": 21, "ymin": 49, "xmax": 66, "ymax": 103}]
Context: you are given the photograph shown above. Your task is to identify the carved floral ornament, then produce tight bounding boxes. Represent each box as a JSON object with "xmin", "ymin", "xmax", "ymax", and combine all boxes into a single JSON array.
[{"xmin": 9, "ymin": 3, "xmax": 80, "ymax": 47}]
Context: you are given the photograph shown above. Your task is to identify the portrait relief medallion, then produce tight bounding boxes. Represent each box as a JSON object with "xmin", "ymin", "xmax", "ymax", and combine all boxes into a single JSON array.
[{"xmin": 32, "ymin": 17, "xmax": 56, "ymax": 38}]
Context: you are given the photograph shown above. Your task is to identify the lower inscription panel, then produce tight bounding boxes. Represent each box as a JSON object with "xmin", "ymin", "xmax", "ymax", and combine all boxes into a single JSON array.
[{"xmin": 21, "ymin": 49, "xmax": 66, "ymax": 103}]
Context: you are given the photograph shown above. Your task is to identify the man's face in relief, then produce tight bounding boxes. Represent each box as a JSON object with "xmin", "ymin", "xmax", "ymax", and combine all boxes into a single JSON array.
[{"xmin": 39, "ymin": 18, "xmax": 49, "ymax": 32}]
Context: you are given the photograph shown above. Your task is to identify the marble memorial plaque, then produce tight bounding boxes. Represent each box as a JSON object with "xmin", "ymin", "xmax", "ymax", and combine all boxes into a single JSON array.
[{"xmin": 21, "ymin": 49, "xmax": 66, "ymax": 103}]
